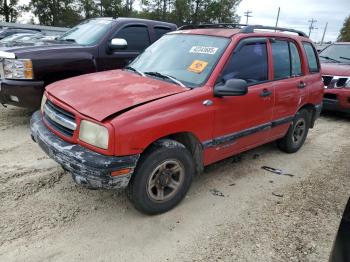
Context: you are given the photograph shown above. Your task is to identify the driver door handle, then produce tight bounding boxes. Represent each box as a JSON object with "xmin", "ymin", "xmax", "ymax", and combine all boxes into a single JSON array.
[{"xmin": 260, "ymin": 89, "xmax": 272, "ymax": 97}]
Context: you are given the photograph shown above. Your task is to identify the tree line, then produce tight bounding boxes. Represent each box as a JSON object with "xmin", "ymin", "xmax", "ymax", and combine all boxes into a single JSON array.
[{"xmin": 0, "ymin": 0, "xmax": 242, "ymax": 27}]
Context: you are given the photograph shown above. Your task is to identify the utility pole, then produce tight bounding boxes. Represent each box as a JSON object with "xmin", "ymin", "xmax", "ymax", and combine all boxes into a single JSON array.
[
  {"xmin": 244, "ymin": 10, "xmax": 252, "ymax": 25},
  {"xmin": 100, "ymin": 0, "xmax": 103, "ymax": 16},
  {"xmin": 321, "ymin": 22, "xmax": 328, "ymax": 44},
  {"xmin": 275, "ymin": 7, "xmax": 280, "ymax": 29},
  {"xmin": 308, "ymin": 18, "xmax": 317, "ymax": 37}
]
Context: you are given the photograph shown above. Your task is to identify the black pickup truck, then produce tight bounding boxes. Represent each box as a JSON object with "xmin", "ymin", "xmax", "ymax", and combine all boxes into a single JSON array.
[{"xmin": 0, "ymin": 17, "xmax": 176, "ymax": 108}]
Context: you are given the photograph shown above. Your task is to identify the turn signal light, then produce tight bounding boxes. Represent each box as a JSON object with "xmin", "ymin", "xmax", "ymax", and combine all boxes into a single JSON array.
[{"xmin": 111, "ymin": 168, "xmax": 132, "ymax": 177}]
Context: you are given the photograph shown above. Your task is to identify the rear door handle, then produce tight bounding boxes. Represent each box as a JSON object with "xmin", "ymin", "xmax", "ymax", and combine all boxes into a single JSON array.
[
  {"xmin": 260, "ymin": 89, "xmax": 272, "ymax": 97},
  {"xmin": 298, "ymin": 81, "xmax": 307, "ymax": 89}
]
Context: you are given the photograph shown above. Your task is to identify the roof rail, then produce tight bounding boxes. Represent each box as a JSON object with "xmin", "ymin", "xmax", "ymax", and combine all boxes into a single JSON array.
[
  {"xmin": 178, "ymin": 23, "xmax": 247, "ymax": 30},
  {"xmin": 239, "ymin": 25, "xmax": 308, "ymax": 37}
]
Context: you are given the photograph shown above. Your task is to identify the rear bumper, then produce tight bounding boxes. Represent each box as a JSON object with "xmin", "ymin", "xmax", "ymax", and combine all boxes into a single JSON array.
[
  {"xmin": 30, "ymin": 111, "xmax": 139, "ymax": 189},
  {"xmin": 0, "ymin": 79, "xmax": 44, "ymax": 108}
]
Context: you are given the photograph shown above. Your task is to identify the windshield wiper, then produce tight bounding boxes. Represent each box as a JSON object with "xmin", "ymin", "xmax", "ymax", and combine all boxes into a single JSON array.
[
  {"xmin": 125, "ymin": 66, "xmax": 145, "ymax": 76},
  {"xmin": 340, "ymin": 56, "xmax": 350, "ymax": 61},
  {"xmin": 144, "ymin": 71, "xmax": 186, "ymax": 87},
  {"xmin": 320, "ymin": 55, "xmax": 340, "ymax": 63},
  {"xmin": 59, "ymin": 38, "xmax": 76, "ymax": 43}
]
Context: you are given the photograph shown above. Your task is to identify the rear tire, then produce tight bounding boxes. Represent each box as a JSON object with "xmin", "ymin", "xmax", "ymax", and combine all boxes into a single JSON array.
[
  {"xmin": 277, "ymin": 109, "xmax": 310, "ymax": 153},
  {"xmin": 127, "ymin": 140, "xmax": 195, "ymax": 215}
]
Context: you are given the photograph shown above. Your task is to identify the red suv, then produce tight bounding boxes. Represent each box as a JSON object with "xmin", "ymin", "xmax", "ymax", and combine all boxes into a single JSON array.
[
  {"xmin": 30, "ymin": 24, "xmax": 323, "ymax": 214},
  {"xmin": 320, "ymin": 42, "xmax": 350, "ymax": 113}
]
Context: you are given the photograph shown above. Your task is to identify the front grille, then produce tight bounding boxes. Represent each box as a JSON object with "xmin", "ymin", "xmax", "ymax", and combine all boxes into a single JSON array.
[
  {"xmin": 43, "ymin": 100, "xmax": 76, "ymax": 137},
  {"xmin": 322, "ymin": 75, "xmax": 349, "ymax": 88}
]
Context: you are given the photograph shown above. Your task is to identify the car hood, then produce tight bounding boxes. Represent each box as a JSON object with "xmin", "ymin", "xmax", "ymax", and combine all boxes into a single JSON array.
[
  {"xmin": 46, "ymin": 70, "xmax": 189, "ymax": 121},
  {"xmin": 321, "ymin": 63, "xmax": 350, "ymax": 76}
]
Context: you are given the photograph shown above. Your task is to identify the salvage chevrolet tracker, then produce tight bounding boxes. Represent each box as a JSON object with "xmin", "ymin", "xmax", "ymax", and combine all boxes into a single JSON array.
[{"xmin": 31, "ymin": 24, "xmax": 324, "ymax": 214}]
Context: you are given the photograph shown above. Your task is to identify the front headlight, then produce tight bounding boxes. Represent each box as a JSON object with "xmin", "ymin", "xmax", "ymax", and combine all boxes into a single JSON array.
[
  {"xmin": 345, "ymin": 79, "xmax": 350, "ymax": 89},
  {"xmin": 79, "ymin": 120, "xmax": 109, "ymax": 150},
  {"xmin": 3, "ymin": 59, "xmax": 33, "ymax": 79},
  {"xmin": 40, "ymin": 93, "xmax": 47, "ymax": 113}
]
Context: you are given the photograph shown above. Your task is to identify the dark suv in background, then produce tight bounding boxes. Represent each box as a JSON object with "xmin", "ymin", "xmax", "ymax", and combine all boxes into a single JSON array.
[{"xmin": 0, "ymin": 17, "xmax": 176, "ymax": 108}]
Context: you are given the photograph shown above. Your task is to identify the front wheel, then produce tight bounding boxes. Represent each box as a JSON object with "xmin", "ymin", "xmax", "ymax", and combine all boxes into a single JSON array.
[
  {"xmin": 277, "ymin": 109, "xmax": 310, "ymax": 153},
  {"xmin": 127, "ymin": 140, "xmax": 195, "ymax": 215}
]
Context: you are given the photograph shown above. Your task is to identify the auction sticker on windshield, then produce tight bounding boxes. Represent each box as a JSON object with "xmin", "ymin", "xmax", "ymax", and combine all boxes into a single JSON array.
[
  {"xmin": 189, "ymin": 46, "xmax": 218, "ymax": 55},
  {"xmin": 188, "ymin": 60, "xmax": 208, "ymax": 73}
]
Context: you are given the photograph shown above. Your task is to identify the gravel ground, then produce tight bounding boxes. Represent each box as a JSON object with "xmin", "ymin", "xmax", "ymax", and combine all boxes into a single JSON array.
[{"xmin": 0, "ymin": 106, "xmax": 349, "ymax": 262}]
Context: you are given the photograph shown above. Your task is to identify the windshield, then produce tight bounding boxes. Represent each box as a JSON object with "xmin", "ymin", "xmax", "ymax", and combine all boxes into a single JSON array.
[
  {"xmin": 0, "ymin": 34, "xmax": 30, "ymax": 43},
  {"xmin": 320, "ymin": 44, "xmax": 350, "ymax": 63},
  {"xmin": 58, "ymin": 19, "xmax": 113, "ymax": 45},
  {"xmin": 129, "ymin": 34, "xmax": 230, "ymax": 87}
]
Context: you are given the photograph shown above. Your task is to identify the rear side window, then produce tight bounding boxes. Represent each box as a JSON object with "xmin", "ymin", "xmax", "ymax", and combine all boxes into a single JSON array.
[
  {"xmin": 271, "ymin": 40, "xmax": 290, "ymax": 79},
  {"xmin": 115, "ymin": 25, "xmax": 150, "ymax": 51},
  {"xmin": 303, "ymin": 42, "xmax": 319, "ymax": 73},
  {"xmin": 290, "ymin": 42, "xmax": 302, "ymax": 76},
  {"xmin": 222, "ymin": 41, "xmax": 268, "ymax": 85},
  {"xmin": 154, "ymin": 27, "xmax": 172, "ymax": 40}
]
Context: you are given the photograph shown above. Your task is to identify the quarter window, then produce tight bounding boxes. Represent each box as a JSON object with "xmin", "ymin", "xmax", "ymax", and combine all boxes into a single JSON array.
[
  {"xmin": 115, "ymin": 25, "xmax": 150, "ymax": 51},
  {"xmin": 303, "ymin": 42, "xmax": 320, "ymax": 73},
  {"xmin": 222, "ymin": 41, "xmax": 268, "ymax": 85}
]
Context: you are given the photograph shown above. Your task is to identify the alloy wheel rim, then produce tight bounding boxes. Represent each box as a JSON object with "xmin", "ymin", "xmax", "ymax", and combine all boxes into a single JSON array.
[
  {"xmin": 292, "ymin": 119, "xmax": 306, "ymax": 144},
  {"xmin": 147, "ymin": 159, "xmax": 185, "ymax": 202}
]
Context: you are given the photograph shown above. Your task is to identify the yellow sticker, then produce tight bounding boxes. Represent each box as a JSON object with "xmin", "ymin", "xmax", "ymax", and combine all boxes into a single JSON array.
[{"xmin": 188, "ymin": 60, "xmax": 208, "ymax": 74}]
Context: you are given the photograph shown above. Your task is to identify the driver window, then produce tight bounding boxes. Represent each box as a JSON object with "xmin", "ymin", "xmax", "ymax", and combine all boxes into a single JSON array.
[
  {"xmin": 221, "ymin": 41, "xmax": 268, "ymax": 85},
  {"xmin": 113, "ymin": 25, "xmax": 150, "ymax": 52}
]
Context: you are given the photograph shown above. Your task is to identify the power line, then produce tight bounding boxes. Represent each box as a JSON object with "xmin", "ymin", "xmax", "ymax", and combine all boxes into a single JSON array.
[
  {"xmin": 308, "ymin": 18, "xmax": 317, "ymax": 37},
  {"xmin": 244, "ymin": 10, "xmax": 252, "ymax": 25}
]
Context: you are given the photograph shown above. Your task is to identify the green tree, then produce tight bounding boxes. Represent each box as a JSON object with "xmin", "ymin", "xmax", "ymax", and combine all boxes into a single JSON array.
[
  {"xmin": 79, "ymin": 0, "xmax": 99, "ymax": 18},
  {"xmin": 337, "ymin": 15, "xmax": 350, "ymax": 42},
  {"xmin": 30, "ymin": 0, "xmax": 82, "ymax": 27},
  {"xmin": 0, "ymin": 0, "xmax": 20, "ymax": 22}
]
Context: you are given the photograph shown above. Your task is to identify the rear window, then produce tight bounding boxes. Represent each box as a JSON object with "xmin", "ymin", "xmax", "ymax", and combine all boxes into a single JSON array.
[
  {"xmin": 271, "ymin": 40, "xmax": 290, "ymax": 79},
  {"xmin": 303, "ymin": 42, "xmax": 320, "ymax": 73},
  {"xmin": 154, "ymin": 27, "xmax": 172, "ymax": 40}
]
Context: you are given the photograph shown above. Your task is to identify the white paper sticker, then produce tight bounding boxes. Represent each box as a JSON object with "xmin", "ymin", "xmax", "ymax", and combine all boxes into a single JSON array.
[{"xmin": 189, "ymin": 46, "xmax": 218, "ymax": 55}]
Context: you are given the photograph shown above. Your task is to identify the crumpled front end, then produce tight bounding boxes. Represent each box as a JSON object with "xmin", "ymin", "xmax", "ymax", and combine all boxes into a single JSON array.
[{"xmin": 30, "ymin": 111, "xmax": 139, "ymax": 189}]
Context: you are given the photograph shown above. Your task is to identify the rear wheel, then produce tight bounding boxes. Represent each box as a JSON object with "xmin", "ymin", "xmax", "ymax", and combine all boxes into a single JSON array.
[
  {"xmin": 127, "ymin": 140, "xmax": 194, "ymax": 215},
  {"xmin": 277, "ymin": 109, "xmax": 310, "ymax": 153}
]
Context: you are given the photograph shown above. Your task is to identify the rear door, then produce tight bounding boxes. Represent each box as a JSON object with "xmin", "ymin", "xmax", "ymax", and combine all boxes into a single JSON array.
[
  {"xmin": 270, "ymin": 38, "xmax": 307, "ymax": 138},
  {"xmin": 210, "ymin": 38, "xmax": 274, "ymax": 161},
  {"xmin": 97, "ymin": 24, "xmax": 151, "ymax": 71}
]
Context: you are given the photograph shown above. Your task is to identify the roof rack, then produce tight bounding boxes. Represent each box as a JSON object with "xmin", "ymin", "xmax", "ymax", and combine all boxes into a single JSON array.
[
  {"xmin": 239, "ymin": 25, "xmax": 308, "ymax": 37},
  {"xmin": 178, "ymin": 23, "xmax": 247, "ymax": 30},
  {"xmin": 178, "ymin": 23, "xmax": 308, "ymax": 38}
]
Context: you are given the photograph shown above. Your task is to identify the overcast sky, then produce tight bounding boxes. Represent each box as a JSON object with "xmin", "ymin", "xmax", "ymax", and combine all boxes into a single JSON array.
[
  {"xmin": 237, "ymin": 0, "xmax": 350, "ymax": 42},
  {"xmin": 18, "ymin": 0, "xmax": 349, "ymax": 42}
]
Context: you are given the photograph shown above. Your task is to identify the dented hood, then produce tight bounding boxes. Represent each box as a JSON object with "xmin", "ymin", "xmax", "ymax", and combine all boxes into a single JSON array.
[
  {"xmin": 321, "ymin": 63, "xmax": 350, "ymax": 76},
  {"xmin": 46, "ymin": 70, "xmax": 188, "ymax": 121}
]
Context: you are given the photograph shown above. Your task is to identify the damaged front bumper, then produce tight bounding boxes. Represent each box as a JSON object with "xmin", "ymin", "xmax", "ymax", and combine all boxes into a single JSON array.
[{"xmin": 30, "ymin": 111, "xmax": 139, "ymax": 189}]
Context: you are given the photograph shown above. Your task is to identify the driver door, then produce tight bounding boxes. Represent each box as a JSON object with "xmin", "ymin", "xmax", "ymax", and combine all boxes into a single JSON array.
[
  {"xmin": 96, "ymin": 25, "xmax": 151, "ymax": 71},
  {"xmin": 211, "ymin": 38, "xmax": 274, "ymax": 160}
]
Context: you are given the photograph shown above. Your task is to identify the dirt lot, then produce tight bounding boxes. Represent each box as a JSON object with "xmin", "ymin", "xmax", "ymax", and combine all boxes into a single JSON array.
[{"xmin": 0, "ymin": 105, "xmax": 349, "ymax": 262}]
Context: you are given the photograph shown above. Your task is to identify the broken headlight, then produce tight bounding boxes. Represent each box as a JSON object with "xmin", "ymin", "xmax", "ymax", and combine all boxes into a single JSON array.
[
  {"xmin": 3, "ymin": 59, "xmax": 33, "ymax": 79},
  {"xmin": 79, "ymin": 120, "xmax": 109, "ymax": 150}
]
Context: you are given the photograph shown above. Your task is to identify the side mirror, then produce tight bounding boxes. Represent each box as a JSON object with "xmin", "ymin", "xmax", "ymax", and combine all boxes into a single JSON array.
[
  {"xmin": 109, "ymin": 38, "xmax": 127, "ymax": 50},
  {"xmin": 214, "ymin": 79, "xmax": 248, "ymax": 97}
]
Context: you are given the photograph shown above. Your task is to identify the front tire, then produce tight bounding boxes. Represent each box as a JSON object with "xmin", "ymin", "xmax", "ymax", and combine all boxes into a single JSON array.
[
  {"xmin": 127, "ymin": 140, "xmax": 195, "ymax": 215},
  {"xmin": 277, "ymin": 109, "xmax": 310, "ymax": 153}
]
